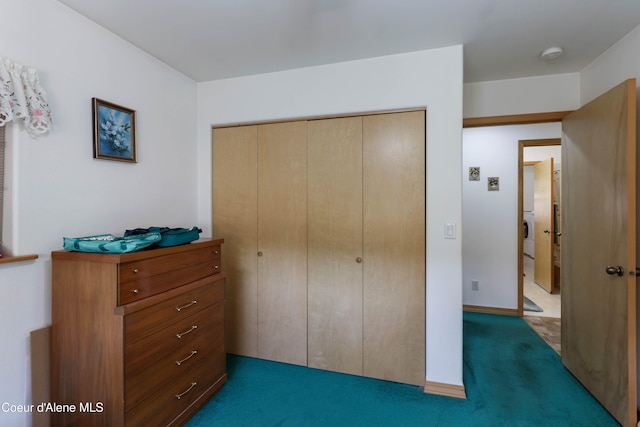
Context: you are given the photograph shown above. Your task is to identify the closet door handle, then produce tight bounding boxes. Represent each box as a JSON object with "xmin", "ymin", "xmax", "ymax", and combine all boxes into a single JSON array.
[
  {"xmin": 257, "ymin": 251, "xmax": 263, "ymax": 257},
  {"xmin": 356, "ymin": 257, "xmax": 362, "ymax": 263},
  {"xmin": 605, "ymin": 266, "xmax": 624, "ymax": 277}
]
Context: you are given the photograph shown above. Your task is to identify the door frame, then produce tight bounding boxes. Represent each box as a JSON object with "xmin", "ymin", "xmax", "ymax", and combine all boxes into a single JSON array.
[
  {"xmin": 518, "ymin": 139, "xmax": 561, "ymax": 315},
  {"xmin": 463, "ymin": 111, "xmax": 570, "ymax": 317}
]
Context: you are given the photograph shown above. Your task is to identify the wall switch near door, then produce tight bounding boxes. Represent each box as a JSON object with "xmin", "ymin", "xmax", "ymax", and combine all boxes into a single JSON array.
[
  {"xmin": 471, "ymin": 280, "xmax": 479, "ymax": 291},
  {"xmin": 444, "ymin": 223, "xmax": 456, "ymax": 239}
]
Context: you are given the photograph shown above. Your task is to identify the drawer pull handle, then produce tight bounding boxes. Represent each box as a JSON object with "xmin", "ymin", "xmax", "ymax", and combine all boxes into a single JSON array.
[
  {"xmin": 176, "ymin": 300, "xmax": 197, "ymax": 312},
  {"xmin": 176, "ymin": 325, "xmax": 198, "ymax": 339},
  {"xmin": 132, "ymin": 268, "xmax": 139, "ymax": 273},
  {"xmin": 213, "ymin": 250, "xmax": 219, "ymax": 255},
  {"xmin": 132, "ymin": 289, "xmax": 139, "ymax": 294},
  {"xmin": 175, "ymin": 382, "xmax": 197, "ymax": 400},
  {"xmin": 214, "ymin": 265, "xmax": 219, "ymax": 270},
  {"xmin": 176, "ymin": 350, "xmax": 198, "ymax": 366}
]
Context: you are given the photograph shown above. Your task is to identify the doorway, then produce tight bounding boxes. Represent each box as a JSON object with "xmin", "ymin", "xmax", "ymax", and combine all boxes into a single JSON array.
[
  {"xmin": 518, "ymin": 138, "xmax": 562, "ymax": 353},
  {"xmin": 461, "ymin": 119, "xmax": 566, "ymax": 350},
  {"xmin": 462, "ymin": 121, "xmax": 563, "ymax": 317}
]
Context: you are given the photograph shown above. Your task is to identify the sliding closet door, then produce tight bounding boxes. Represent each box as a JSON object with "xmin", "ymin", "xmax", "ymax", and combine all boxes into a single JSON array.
[
  {"xmin": 307, "ymin": 117, "xmax": 363, "ymax": 375},
  {"xmin": 362, "ymin": 111, "xmax": 426, "ymax": 386},
  {"xmin": 212, "ymin": 126, "xmax": 258, "ymax": 357},
  {"xmin": 257, "ymin": 121, "xmax": 308, "ymax": 366}
]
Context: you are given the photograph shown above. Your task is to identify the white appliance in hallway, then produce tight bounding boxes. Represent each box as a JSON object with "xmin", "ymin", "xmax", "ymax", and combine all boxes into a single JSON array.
[{"xmin": 523, "ymin": 212, "xmax": 534, "ymax": 257}]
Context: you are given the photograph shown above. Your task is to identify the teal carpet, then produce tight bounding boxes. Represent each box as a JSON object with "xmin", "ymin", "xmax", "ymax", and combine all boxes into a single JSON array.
[{"xmin": 186, "ymin": 312, "xmax": 618, "ymax": 426}]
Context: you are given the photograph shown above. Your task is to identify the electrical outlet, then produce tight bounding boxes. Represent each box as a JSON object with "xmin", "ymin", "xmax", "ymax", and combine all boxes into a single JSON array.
[{"xmin": 471, "ymin": 280, "xmax": 479, "ymax": 291}]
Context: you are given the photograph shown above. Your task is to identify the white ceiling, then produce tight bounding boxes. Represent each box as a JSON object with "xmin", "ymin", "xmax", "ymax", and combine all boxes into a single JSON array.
[{"xmin": 56, "ymin": 0, "xmax": 640, "ymax": 83}]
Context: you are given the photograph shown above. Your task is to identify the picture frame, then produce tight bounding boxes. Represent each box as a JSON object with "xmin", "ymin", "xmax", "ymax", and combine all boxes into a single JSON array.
[
  {"xmin": 469, "ymin": 167, "xmax": 480, "ymax": 181},
  {"xmin": 92, "ymin": 98, "xmax": 137, "ymax": 163},
  {"xmin": 488, "ymin": 176, "xmax": 500, "ymax": 191}
]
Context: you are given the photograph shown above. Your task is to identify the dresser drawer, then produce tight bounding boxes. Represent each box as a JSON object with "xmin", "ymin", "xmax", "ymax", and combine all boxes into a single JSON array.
[
  {"xmin": 125, "ymin": 321, "xmax": 224, "ymax": 411},
  {"xmin": 120, "ymin": 245, "xmax": 221, "ymax": 282},
  {"xmin": 125, "ymin": 300, "xmax": 224, "ymax": 376},
  {"xmin": 119, "ymin": 246, "xmax": 221, "ymax": 304},
  {"xmin": 119, "ymin": 262, "xmax": 221, "ymax": 304},
  {"xmin": 125, "ymin": 350, "xmax": 226, "ymax": 426},
  {"xmin": 124, "ymin": 277, "xmax": 224, "ymax": 344}
]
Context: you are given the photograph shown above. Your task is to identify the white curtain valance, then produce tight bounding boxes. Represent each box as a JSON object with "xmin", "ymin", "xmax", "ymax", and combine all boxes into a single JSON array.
[{"xmin": 0, "ymin": 57, "xmax": 52, "ymax": 136}]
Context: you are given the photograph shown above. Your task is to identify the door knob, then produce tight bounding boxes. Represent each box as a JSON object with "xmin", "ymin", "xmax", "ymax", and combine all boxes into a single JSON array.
[
  {"xmin": 543, "ymin": 229, "xmax": 551, "ymax": 234},
  {"xmin": 356, "ymin": 257, "xmax": 362, "ymax": 263},
  {"xmin": 257, "ymin": 251, "xmax": 263, "ymax": 257},
  {"xmin": 605, "ymin": 265, "xmax": 624, "ymax": 277}
]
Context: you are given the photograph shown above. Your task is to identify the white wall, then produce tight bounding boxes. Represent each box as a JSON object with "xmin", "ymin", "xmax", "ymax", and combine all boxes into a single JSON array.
[
  {"xmin": 581, "ymin": 24, "xmax": 640, "ymax": 105},
  {"xmin": 0, "ymin": 0, "xmax": 198, "ymax": 425},
  {"xmin": 197, "ymin": 47, "xmax": 465, "ymax": 387},
  {"xmin": 524, "ymin": 145, "xmax": 562, "ymax": 166},
  {"xmin": 462, "ymin": 123, "xmax": 561, "ymax": 309},
  {"xmin": 464, "ymin": 73, "xmax": 580, "ymax": 118}
]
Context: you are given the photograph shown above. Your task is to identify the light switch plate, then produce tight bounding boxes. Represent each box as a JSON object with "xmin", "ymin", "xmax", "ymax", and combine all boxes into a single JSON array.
[{"xmin": 445, "ymin": 223, "xmax": 456, "ymax": 239}]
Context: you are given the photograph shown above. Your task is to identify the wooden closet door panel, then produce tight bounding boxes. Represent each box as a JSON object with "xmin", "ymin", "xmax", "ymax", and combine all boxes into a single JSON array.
[
  {"xmin": 257, "ymin": 121, "xmax": 308, "ymax": 366},
  {"xmin": 362, "ymin": 111, "xmax": 426, "ymax": 386},
  {"xmin": 212, "ymin": 126, "xmax": 258, "ymax": 357},
  {"xmin": 307, "ymin": 117, "xmax": 363, "ymax": 375}
]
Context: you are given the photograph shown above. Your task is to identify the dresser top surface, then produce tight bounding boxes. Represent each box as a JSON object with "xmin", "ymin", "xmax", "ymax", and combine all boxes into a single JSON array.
[{"xmin": 52, "ymin": 238, "xmax": 224, "ymax": 263}]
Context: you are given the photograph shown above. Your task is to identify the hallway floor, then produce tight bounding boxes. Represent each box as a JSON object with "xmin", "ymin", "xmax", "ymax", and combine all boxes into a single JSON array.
[
  {"xmin": 523, "ymin": 254, "xmax": 561, "ymax": 354},
  {"xmin": 523, "ymin": 254, "xmax": 561, "ymax": 318}
]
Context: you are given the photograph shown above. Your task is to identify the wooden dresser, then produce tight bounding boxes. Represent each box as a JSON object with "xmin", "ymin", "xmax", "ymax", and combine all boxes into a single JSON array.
[{"xmin": 51, "ymin": 238, "xmax": 226, "ymax": 426}]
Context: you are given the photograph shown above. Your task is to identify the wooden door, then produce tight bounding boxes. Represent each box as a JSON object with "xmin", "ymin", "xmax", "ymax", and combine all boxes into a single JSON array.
[
  {"xmin": 533, "ymin": 158, "xmax": 554, "ymax": 293},
  {"xmin": 362, "ymin": 111, "xmax": 426, "ymax": 386},
  {"xmin": 561, "ymin": 79, "xmax": 636, "ymax": 427},
  {"xmin": 212, "ymin": 126, "xmax": 258, "ymax": 357},
  {"xmin": 257, "ymin": 121, "xmax": 308, "ymax": 366},
  {"xmin": 307, "ymin": 116, "xmax": 364, "ymax": 375}
]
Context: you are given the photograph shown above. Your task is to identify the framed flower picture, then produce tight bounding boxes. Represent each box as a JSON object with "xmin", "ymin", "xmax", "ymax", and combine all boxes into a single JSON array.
[{"xmin": 92, "ymin": 98, "xmax": 137, "ymax": 163}]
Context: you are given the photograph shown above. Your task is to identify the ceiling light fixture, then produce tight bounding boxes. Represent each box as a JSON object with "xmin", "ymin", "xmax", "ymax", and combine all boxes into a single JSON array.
[{"xmin": 540, "ymin": 46, "xmax": 564, "ymax": 61}]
